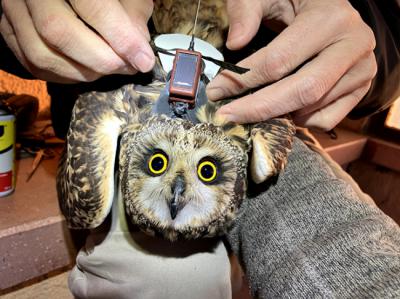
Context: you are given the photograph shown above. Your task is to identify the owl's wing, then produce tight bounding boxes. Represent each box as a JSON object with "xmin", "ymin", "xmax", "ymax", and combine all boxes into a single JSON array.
[
  {"xmin": 57, "ymin": 86, "xmax": 140, "ymax": 229},
  {"xmin": 249, "ymin": 116, "xmax": 296, "ymax": 184}
]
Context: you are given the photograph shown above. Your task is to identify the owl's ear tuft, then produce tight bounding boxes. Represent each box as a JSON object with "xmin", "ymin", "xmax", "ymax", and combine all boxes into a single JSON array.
[
  {"xmin": 196, "ymin": 101, "xmax": 221, "ymax": 125},
  {"xmin": 197, "ymin": 102, "xmax": 249, "ymax": 150},
  {"xmin": 249, "ymin": 117, "xmax": 296, "ymax": 184}
]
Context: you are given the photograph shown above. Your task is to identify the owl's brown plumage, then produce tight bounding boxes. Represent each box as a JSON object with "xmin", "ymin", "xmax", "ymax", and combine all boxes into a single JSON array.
[
  {"xmin": 57, "ymin": 0, "xmax": 296, "ymax": 241},
  {"xmin": 57, "ymin": 67, "xmax": 295, "ymax": 241},
  {"xmin": 153, "ymin": 0, "xmax": 228, "ymax": 48}
]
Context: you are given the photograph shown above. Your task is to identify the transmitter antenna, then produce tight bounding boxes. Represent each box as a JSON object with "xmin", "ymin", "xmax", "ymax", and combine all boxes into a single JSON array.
[{"xmin": 189, "ymin": 0, "xmax": 201, "ymax": 50}]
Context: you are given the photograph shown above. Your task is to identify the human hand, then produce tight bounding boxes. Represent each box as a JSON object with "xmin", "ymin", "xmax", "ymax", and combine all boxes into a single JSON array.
[
  {"xmin": 207, "ymin": 0, "xmax": 377, "ymax": 130},
  {"xmin": 0, "ymin": 0, "xmax": 154, "ymax": 83}
]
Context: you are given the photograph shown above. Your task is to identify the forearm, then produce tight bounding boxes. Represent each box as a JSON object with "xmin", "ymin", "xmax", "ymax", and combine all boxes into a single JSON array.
[{"xmin": 228, "ymin": 137, "xmax": 400, "ymax": 298}]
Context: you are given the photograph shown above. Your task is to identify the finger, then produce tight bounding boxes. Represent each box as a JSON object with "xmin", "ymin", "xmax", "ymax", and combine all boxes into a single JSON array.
[
  {"xmin": 2, "ymin": 0, "xmax": 98, "ymax": 82},
  {"xmin": 215, "ymin": 38, "xmax": 371, "ymax": 124},
  {"xmin": 68, "ymin": 0, "xmax": 155, "ymax": 72},
  {"xmin": 293, "ymin": 83, "xmax": 372, "ymax": 131},
  {"xmin": 120, "ymin": 0, "xmax": 153, "ymax": 41},
  {"xmin": 1, "ymin": 15, "xmax": 78, "ymax": 83},
  {"xmin": 293, "ymin": 52, "xmax": 377, "ymax": 118},
  {"xmin": 225, "ymin": 0, "xmax": 263, "ymax": 50},
  {"xmin": 26, "ymin": 0, "xmax": 136, "ymax": 76},
  {"xmin": 0, "ymin": 13, "xmax": 32, "ymax": 71},
  {"xmin": 207, "ymin": 2, "xmax": 368, "ymax": 101}
]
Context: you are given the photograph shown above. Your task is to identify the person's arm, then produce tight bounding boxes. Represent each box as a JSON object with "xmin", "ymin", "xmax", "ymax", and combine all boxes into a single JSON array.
[{"xmin": 227, "ymin": 138, "xmax": 400, "ymax": 298}]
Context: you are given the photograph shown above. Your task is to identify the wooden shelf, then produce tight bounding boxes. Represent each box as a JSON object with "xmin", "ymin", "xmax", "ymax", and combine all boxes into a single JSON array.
[
  {"xmin": 311, "ymin": 128, "xmax": 368, "ymax": 166},
  {"xmin": 363, "ymin": 138, "xmax": 400, "ymax": 172}
]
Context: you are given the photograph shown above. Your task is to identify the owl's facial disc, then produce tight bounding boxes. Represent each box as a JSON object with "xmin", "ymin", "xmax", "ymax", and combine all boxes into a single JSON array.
[{"xmin": 120, "ymin": 117, "xmax": 248, "ymax": 240}]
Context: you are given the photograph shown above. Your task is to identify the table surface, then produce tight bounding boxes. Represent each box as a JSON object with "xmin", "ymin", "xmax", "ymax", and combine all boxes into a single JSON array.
[{"xmin": 0, "ymin": 152, "xmax": 61, "ymax": 236}]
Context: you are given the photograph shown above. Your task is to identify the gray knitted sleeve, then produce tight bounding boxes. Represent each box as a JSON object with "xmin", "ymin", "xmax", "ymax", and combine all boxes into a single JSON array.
[{"xmin": 227, "ymin": 137, "xmax": 400, "ymax": 298}]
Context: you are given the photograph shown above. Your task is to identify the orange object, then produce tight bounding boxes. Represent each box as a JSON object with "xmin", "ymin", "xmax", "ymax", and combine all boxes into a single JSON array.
[{"xmin": 169, "ymin": 49, "xmax": 202, "ymax": 109}]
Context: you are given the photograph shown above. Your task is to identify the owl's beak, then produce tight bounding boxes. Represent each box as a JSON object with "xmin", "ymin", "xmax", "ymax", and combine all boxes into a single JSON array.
[{"xmin": 170, "ymin": 176, "xmax": 185, "ymax": 220}]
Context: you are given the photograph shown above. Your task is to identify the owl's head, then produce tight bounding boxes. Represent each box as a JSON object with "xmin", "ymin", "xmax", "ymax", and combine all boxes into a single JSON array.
[{"xmin": 119, "ymin": 115, "xmax": 248, "ymax": 240}]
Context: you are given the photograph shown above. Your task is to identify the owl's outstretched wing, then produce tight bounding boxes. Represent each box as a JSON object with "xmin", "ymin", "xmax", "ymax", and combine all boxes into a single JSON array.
[
  {"xmin": 250, "ymin": 117, "xmax": 296, "ymax": 183},
  {"xmin": 57, "ymin": 87, "xmax": 139, "ymax": 229}
]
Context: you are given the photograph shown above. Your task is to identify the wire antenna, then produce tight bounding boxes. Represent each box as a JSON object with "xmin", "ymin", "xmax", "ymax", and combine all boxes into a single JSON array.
[{"xmin": 189, "ymin": 0, "xmax": 202, "ymax": 50}]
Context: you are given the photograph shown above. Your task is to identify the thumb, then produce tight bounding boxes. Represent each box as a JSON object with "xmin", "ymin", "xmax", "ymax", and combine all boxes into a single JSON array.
[{"xmin": 226, "ymin": 0, "xmax": 263, "ymax": 50}]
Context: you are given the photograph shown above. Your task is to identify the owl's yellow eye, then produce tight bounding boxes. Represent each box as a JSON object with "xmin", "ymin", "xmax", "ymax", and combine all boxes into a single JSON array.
[
  {"xmin": 197, "ymin": 159, "xmax": 218, "ymax": 183},
  {"xmin": 148, "ymin": 152, "xmax": 168, "ymax": 175}
]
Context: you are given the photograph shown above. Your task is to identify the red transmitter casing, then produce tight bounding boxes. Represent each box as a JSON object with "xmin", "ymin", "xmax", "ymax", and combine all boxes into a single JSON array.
[{"xmin": 169, "ymin": 49, "xmax": 202, "ymax": 109}]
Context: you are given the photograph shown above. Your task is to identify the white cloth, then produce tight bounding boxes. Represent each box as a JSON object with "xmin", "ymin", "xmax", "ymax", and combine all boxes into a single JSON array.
[{"xmin": 69, "ymin": 183, "xmax": 232, "ymax": 299}]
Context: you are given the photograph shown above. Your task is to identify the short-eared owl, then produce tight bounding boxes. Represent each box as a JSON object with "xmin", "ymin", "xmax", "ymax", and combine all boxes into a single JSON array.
[{"xmin": 56, "ymin": 0, "xmax": 296, "ymax": 241}]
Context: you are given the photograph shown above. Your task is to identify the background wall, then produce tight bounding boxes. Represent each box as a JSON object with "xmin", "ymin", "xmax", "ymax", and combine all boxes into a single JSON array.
[{"xmin": 0, "ymin": 70, "xmax": 50, "ymax": 119}]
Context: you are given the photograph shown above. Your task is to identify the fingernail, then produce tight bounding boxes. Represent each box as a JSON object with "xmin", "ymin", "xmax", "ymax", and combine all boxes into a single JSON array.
[
  {"xmin": 132, "ymin": 50, "xmax": 154, "ymax": 73},
  {"xmin": 216, "ymin": 105, "xmax": 238, "ymax": 122},
  {"xmin": 206, "ymin": 87, "xmax": 226, "ymax": 101},
  {"xmin": 217, "ymin": 111, "xmax": 237, "ymax": 123},
  {"xmin": 215, "ymin": 111, "xmax": 231, "ymax": 123},
  {"xmin": 228, "ymin": 22, "xmax": 244, "ymax": 43}
]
